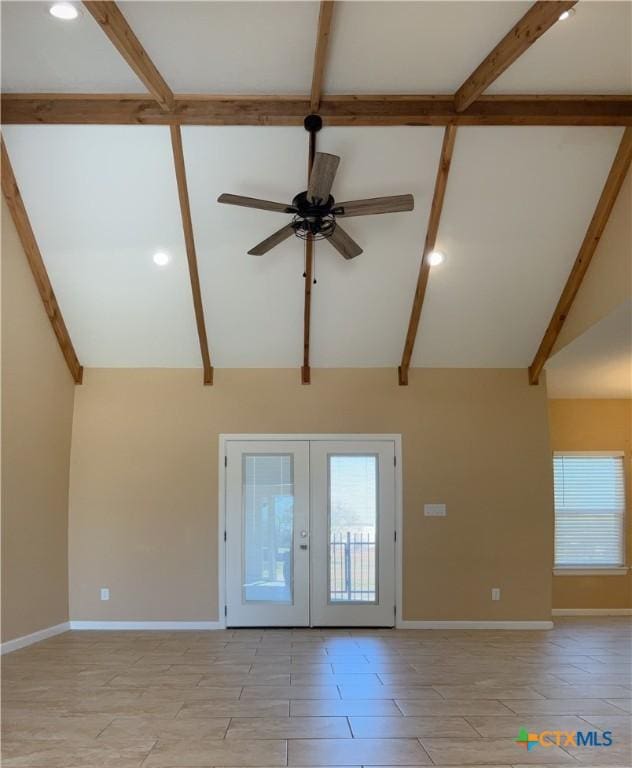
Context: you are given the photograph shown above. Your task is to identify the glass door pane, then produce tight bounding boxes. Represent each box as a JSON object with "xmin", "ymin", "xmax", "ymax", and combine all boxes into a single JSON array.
[
  {"xmin": 225, "ymin": 440, "xmax": 309, "ymax": 627},
  {"xmin": 243, "ymin": 454, "xmax": 294, "ymax": 604},
  {"xmin": 329, "ymin": 455, "xmax": 377, "ymax": 603}
]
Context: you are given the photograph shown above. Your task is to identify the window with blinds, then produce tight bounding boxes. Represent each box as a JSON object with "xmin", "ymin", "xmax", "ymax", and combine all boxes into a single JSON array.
[{"xmin": 554, "ymin": 453, "xmax": 626, "ymax": 568}]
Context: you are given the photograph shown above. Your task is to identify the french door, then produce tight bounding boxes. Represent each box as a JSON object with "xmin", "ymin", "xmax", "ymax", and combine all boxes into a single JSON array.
[
  {"xmin": 310, "ymin": 441, "xmax": 396, "ymax": 626},
  {"xmin": 224, "ymin": 437, "xmax": 396, "ymax": 627}
]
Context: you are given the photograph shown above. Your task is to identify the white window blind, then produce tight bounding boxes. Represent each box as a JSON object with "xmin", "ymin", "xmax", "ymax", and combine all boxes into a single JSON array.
[{"xmin": 554, "ymin": 453, "xmax": 626, "ymax": 568}]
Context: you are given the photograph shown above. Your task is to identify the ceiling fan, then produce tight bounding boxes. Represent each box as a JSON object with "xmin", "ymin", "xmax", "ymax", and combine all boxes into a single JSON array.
[{"xmin": 218, "ymin": 152, "xmax": 415, "ymax": 260}]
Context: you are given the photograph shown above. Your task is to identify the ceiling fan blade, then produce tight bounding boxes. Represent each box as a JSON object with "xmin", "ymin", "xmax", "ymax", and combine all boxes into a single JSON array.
[
  {"xmin": 247, "ymin": 224, "xmax": 296, "ymax": 255},
  {"xmin": 327, "ymin": 225, "xmax": 363, "ymax": 260},
  {"xmin": 218, "ymin": 193, "xmax": 293, "ymax": 213},
  {"xmin": 336, "ymin": 194, "xmax": 414, "ymax": 217},
  {"xmin": 307, "ymin": 152, "xmax": 340, "ymax": 203}
]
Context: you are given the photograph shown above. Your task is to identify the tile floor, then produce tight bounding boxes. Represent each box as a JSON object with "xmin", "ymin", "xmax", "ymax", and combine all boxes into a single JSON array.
[{"xmin": 1, "ymin": 618, "xmax": 631, "ymax": 767}]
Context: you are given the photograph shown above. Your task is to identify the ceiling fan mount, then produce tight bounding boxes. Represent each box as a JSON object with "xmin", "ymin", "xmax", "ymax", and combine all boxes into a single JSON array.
[{"xmin": 303, "ymin": 113, "xmax": 323, "ymax": 133}]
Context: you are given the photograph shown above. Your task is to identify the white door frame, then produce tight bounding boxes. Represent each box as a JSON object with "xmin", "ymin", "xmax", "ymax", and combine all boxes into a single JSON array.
[{"xmin": 218, "ymin": 434, "xmax": 403, "ymax": 629}]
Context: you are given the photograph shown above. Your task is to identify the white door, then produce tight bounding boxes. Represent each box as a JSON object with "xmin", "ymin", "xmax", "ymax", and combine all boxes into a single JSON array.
[
  {"xmin": 310, "ymin": 441, "xmax": 396, "ymax": 627},
  {"xmin": 225, "ymin": 441, "xmax": 310, "ymax": 626},
  {"xmin": 224, "ymin": 438, "xmax": 396, "ymax": 627}
]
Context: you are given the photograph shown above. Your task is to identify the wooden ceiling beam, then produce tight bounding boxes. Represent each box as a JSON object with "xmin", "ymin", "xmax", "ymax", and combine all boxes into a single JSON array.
[
  {"xmin": 310, "ymin": 1, "xmax": 336, "ymax": 113},
  {"xmin": 85, "ymin": 3, "xmax": 212, "ymax": 382},
  {"xmin": 170, "ymin": 126, "xmax": 214, "ymax": 385},
  {"xmin": 302, "ymin": 2, "xmax": 335, "ymax": 381},
  {"xmin": 454, "ymin": 1, "xmax": 577, "ymax": 112},
  {"xmin": 398, "ymin": 126, "xmax": 457, "ymax": 386},
  {"xmin": 83, "ymin": 1, "xmax": 174, "ymax": 111},
  {"xmin": 528, "ymin": 127, "xmax": 632, "ymax": 386},
  {"xmin": 1, "ymin": 138, "xmax": 83, "ymax": 384},
  {"xmin": 3, "ymin": 94, "xmax": 630, "ymax": 127}
]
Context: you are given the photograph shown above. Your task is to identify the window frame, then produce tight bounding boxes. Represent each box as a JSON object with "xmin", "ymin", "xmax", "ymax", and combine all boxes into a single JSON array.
[{"xmin": 552, "ymin": 450, "xmax": 627, "ymax": 574}]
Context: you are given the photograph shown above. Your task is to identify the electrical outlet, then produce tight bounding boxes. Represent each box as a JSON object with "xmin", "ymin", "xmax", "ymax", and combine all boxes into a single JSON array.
[
  {"xmin": 491, "ymin": 587, "xmax": 501, "ymax": 601},
  {"xmin": 424, "ymin": 503, "xmax": 446, "ymax": 517},
  {"xmin": 100, "ymin": 587, "xmax": 110, "ymax": 601}
]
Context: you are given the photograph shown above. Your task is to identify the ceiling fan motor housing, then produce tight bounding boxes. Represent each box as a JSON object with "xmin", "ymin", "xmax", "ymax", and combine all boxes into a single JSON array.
[{"xmin": 291, "ymin": 191, "xmax": 338, "ymax": 239}]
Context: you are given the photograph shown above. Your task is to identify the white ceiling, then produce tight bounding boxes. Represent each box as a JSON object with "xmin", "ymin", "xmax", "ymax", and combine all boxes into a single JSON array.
[
  {"xmin": 2, "ymin": 2, "xmax": 630, "ymax": 94},
  {"xmin": 1, "ymin": 1, "xmax": 630, "ymax": 371},
  {"xmin": 2, "ymin": 123, "xmax": 624, "ymax": 368},
  {"xmin": 1, "ymin": 1, "xmax": 146, "ymax": 93},
  {"xmin": 412, "ymin": 126, "xmax": 624, "ymax": 367},
  {"xmin": 1, "ymin": 125, "xmax": 200, "ymax": 367},
  {"xmin": 547, "ymin": 300, "xmax": 632, "ymax": 398}
]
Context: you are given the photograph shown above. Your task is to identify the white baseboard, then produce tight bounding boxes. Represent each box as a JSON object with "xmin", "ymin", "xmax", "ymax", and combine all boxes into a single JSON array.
[
  {"xmin": 0, "ymin": 621, "xmax": 70, "ymax": 655},
  {"xmin": 69, "ymin": 621, "xmax": 224, "ymax": 630},
  {"xmin": 552, "ymin": 608, "xmax": 632, "ymax": 616},
  {"xmin": 397, "ymin": 620, "xmax": 554, "ymax": 630}
]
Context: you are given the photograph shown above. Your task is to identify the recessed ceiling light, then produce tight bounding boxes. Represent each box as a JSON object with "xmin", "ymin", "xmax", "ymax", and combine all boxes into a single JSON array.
[
  {"xmin": 49, "ymin": 3, "xmax": 79, "ymax": 20},
  {"xmin": 152, "ymin": 252, "xmax": 170, "ymax": 267},
  {"xmin": 427, "ymin": 250, "xmax": 445, "ymax": 267},
  {"xmin": 558, "ymin": 8, "xmax": 575, "ymax": 21}
]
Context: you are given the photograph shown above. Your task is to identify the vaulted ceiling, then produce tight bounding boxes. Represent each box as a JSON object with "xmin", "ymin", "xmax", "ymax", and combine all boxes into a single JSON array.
[
  {"xmin": 2, "ymin": 1, "xmax": 631, "ymax": 382},
  {"xmin": 547, "ymin": 300, "xmax": 632, "ymax": 398},
  {"xmin": 3, "ymin": 1, "xmax": 631, "ymax": 94}
]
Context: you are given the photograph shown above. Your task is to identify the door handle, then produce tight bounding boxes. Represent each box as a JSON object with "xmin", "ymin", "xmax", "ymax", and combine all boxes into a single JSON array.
[{"xmin": 299, "ymin": 544, "xmax": 308, "ymax": 550}]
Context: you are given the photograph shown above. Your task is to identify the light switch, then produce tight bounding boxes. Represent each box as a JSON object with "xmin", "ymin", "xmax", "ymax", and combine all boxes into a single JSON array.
[
  {"xmin": 424, "ymin": 504, "xmax": 446, "ymax": 517},
  {"xmin": 100, "ymin": 587, "xmax": 110, "ymax": 601}
]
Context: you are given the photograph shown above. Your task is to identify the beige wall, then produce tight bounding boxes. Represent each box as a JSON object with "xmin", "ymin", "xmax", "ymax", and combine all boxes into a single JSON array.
[
  {"xmin": 553, "ymin": 172, "xmax": 632, "ymax": 354},
  {"xmin": 549, "ymin": 399, "xmax": 632, "ymax": 610},
  {"xmin": 1, "ymin": 199, "xmax": 75, "ymax": 642},
  {"xmin": 69, "ymin": 367, "xmax": 554, "ymax": 623}
]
